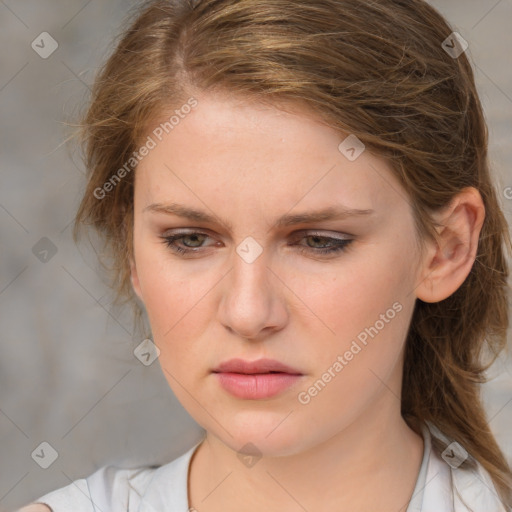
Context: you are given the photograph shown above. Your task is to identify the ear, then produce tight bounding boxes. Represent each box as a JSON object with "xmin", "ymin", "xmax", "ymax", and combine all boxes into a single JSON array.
[
  {"xmin": 130, "ymin": 256, "xmax": 144, "ymax": 303},
  {"xmin": 415, "ymin": 187, "xmax": 485, "ymax": 303}
]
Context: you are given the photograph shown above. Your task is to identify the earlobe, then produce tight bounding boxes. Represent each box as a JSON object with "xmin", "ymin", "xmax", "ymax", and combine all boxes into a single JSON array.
[{"xmin": 415, "ymin": 187, "xmax": 485, "ymax": 303}]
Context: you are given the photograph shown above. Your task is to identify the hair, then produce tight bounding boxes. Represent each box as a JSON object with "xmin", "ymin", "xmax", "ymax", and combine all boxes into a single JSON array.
[{"xmin": 71, "ymin": 0, "xmax": 512, "ymax": 506}]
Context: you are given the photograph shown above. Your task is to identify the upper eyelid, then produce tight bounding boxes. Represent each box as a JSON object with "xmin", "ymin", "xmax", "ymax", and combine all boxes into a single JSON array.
[{"xmin": 162, "ymin": 228, "xmax": 352, "ymax": 239}]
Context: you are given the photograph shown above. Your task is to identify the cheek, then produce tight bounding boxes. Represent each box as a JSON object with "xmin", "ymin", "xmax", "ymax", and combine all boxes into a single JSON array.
[
  {"xmin": 286, "ymin": 245, "xmax": 412, "ymax": 344},
  {"xmin": 292, "ymin": 267, "xmax": 411, "ymax": 434},
  {"xmin": 141, "ymin": 275, "xmax": 211, "ymax": 397},
  {"xmin": 141, "ymin": 271, "xmax": 206, "ymax": 345},
  {"xmin": 134, "ymin": 251, "xmax": 218, "ymax": 369},
  {"xmin": 286, "ymin": 239, "xmax": 415, "ymax": 394},
  {"xmin": 135, "ymin": 235, "xmax": 202, "ymax": 325}
]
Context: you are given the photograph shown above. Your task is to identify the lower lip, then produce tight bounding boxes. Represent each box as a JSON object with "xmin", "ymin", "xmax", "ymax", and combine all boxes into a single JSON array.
[{"xmin": 214, "ymin": 372, "xmax": 303, "ymax": 399}]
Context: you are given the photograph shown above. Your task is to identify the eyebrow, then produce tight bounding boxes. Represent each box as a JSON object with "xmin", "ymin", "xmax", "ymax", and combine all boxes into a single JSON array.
[{"xmin": 143, "ymin": 202, "xmax": 375, "ymax": 230}]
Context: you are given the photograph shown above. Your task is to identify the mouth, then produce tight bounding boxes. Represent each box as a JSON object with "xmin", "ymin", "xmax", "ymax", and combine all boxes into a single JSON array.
[
  {"xmin": 212, "ymin": 357, "xmax": 303, "ymax": 375},
  {"xmin": 212, "ymin": 358, "xmax": 304, "ymax": 399}
]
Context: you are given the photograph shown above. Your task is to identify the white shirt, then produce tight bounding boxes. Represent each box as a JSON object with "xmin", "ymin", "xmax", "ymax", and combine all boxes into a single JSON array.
[{"xmin": 34, "ymin": 421, "xmax": 508, "ymax": 511}]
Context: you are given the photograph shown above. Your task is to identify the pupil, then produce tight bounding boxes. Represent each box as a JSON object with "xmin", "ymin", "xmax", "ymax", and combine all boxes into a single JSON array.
[{"xmin": 186, "ymin": 235, "xmax": 201, "ymax": 246}]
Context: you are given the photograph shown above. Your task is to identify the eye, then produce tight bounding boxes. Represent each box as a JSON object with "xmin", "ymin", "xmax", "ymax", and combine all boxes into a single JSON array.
[
  {"xmin": 160, "ymin": 230, "xmax": 353, "ymax": 257},
  {"xmin": 160, "ymin": 231, "xmax": 215, "ymax": 255},
  {"xmin": 291, "ymin": 232, "xmax": 354, "ymax": 256}
]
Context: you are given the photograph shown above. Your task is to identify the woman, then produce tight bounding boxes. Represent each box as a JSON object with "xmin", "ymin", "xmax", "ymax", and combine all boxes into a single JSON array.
[{"xmin": 20, "ymin": 0, "xmax": 512, "ymax": 510}]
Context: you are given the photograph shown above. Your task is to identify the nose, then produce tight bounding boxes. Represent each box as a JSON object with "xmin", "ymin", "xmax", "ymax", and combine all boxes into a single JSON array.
[{"xmin": 217, "ymin": 246, "xmax": 288, "ymax": 340}]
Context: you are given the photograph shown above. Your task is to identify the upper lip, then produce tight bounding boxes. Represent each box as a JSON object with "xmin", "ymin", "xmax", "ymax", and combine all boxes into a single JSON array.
[{"xmin": 212, "ymin": 358, "xmax": 303, "ymax": 375}]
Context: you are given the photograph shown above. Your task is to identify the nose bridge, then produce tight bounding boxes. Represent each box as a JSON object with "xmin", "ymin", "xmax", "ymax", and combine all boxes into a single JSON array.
[
  {"xmin": 230, "ymin": 239, "xmax": 273, "ymax": 310},
  {"xmin": 218, "ymin": 238, "xmax": 286, "ymax": 338}
]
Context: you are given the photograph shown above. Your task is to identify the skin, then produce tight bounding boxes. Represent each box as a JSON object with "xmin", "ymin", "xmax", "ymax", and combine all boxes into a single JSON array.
[{"xmin": 21, "ymin": 89, "xmax": 485, "ymax": 512}]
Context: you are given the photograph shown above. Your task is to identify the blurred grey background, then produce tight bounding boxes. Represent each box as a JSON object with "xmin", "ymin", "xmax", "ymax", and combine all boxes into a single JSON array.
[{"xmin": 0, "ymin": 1, "xmax": 511, "ymax": 510}]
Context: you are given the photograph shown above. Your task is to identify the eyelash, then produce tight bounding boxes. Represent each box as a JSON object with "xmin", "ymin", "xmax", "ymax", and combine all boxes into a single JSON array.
[{"xmin": 159, "ymin": 231, "xmax": 353, "ymax": 257}]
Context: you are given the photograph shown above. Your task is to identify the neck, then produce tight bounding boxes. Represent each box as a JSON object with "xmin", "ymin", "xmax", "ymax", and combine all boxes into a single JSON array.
[{"xmin": 188, "ymin": 388, "xmax": 424, "ymax": 512}]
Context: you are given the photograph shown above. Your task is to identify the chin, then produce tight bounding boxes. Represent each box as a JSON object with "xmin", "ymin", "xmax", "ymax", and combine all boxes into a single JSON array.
[{"xmin": 215, "ymin": 416, "xmax": 308, "ymax": 458}]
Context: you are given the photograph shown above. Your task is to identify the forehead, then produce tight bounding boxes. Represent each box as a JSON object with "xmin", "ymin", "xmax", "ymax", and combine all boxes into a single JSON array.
[{"xmin": 134, "ymin": 91, "xmax": 405, "ymax": 221}]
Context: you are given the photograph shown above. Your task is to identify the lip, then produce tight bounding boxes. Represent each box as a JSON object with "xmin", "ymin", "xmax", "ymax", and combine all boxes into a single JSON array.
[
  {"xmin": 212, "ymin": 358, "xmax": 303, "ymax": 375},
  {"xmin": 212, "ymin": 358, "xmax": 304, "ymax": 399}
]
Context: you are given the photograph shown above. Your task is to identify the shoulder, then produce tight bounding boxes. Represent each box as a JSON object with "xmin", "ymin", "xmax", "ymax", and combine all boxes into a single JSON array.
[
  {"xmin": 27, "ymin": 464, "xmax": 157, "ymax": 512},
  {"xmin": 26, "ymin": 442, "xmax": 201, "ymax": 512},
  {"xmin": 424, "ymin": 421, "xmax": 509, "ymax": 512},
  {"xmin": 450, "ymin": 454, "xmax": 509, "ymax": 511}
]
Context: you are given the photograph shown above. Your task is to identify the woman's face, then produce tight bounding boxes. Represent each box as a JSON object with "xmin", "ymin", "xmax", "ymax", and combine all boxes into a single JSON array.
[{"xmin": 130, "ymin": 91, "xmax": 425, "ymax": 456}]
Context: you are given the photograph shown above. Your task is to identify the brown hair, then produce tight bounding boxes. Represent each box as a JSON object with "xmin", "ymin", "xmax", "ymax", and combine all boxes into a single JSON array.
[{"xmin": 72, "ymin": 0, "xmax": 512, "ymax": 505}]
